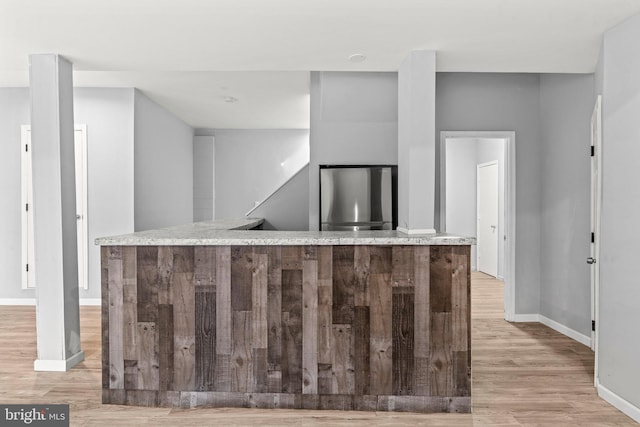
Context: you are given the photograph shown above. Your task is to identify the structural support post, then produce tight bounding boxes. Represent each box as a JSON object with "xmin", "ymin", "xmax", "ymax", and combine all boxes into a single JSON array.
[
  {"xmin": 397, "ymin": 50, "xmax": 437, "ymax": 234},
  {"xmin": 29, "ymin": 54, "xmax": 84, "ymax": 371}
]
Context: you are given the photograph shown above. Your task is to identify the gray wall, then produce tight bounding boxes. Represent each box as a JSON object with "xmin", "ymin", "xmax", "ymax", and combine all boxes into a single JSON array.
[
  {"xmin": 134, "ymin": 90, "xmax": 194, "ymax": 231},
  {"xmin": 539, "ymin": 74, "xmax": 594, "ymax": 337},
  {"xmin": 0, "ymin": 88, "xmax": 33, "ymax": 300},
  {"xmin": 599, "ymin": 13, "xmax": 640, "ymax": 410},
  {"xmin": 309, "ymin": 72, "xmax": 398, "ymax": 230},
  {"xmin": 250, "ymin": 164, "xmax": 309, "ymax": 230},
  {"xmin": 193, "ymin": 135, "xmax": 214, "ymax": 221},
  {"xmin": 75, "ymin": 88, "xmax": 136, "ymax": 299},
  {"xmin": 436, "ymin": 73, "xmax": 542, "ymax": 315},
  {"xmin": 214, "ymin": 129, "xmax": 309, "ymax": 219},
  {"xmin": 0, "ymin": 88, "xmax": 135, "ymax": 300}
]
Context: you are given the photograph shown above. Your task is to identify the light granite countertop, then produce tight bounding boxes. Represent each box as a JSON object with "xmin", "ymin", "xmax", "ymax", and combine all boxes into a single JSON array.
[{"xmin": 95, "ymin": 218, "xmax": 475, "ymax": 246}]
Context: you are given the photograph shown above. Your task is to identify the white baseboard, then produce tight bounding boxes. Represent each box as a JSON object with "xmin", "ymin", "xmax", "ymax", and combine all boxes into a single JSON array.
[
  {"xmin": 597, "ymin": 381, "xmax": 640, "ymax": 423},
  {"xmin": 396, "ymin": 227, "xmax": 437, "ymax": 235},
  {"xmin": 512, "ymin": 314, "xmax": 539, "ymax": 322},
  {"xmin": 511, "ymin": 313, "xmax": 592, "ymax": 347},
  {"xmin": 539, "ymin": 315, "xmax": 591, "ymax": 347},
  {"xmin": 34, "ymin": 350, "xmax": 85, "ymax": 371},
  {"xmin": 0, "ymin": 298, "xmax": 100, "ymax": 306}
]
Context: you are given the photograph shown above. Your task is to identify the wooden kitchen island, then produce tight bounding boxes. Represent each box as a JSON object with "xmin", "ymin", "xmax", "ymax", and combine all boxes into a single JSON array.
[{"xmin": 96, "ymin": 220, "xmax": 473, "ymax": 413}]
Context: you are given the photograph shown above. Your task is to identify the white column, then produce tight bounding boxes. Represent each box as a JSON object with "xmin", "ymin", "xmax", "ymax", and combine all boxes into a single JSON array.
[
  {"xmin": 397, "ymin": 50, "xmax": 437, "ymax": 234},
  {"xmin": 30, "ymin": 54, "xmax": 84, "ymax": 371}
]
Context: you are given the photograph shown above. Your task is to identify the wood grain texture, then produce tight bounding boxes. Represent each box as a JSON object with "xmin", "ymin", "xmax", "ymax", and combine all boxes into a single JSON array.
[
  {"xmin": 101, "ymin": 244, "xmax": 472, "ymax": 413},
  {"xmin": 302, "ymin": 258, "xmax": 318, "ymax": 394},
  {"xmin": 7, "ymin": 271, "xmax": 627, "ymax": 423},
  {"xmin": 332, "ymin": 246, "xmax": 355, "ymax": 324},
  {"xmin": 393, "ymin": 288, "xmax": 414, "ymax": 395}
]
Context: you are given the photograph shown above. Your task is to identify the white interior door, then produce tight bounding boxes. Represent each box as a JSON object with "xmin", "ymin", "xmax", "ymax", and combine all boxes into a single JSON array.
[
  {"xmin": 21, "ymin": 125, "xmax": 88, "ymax": 290},
  {"xmin": 590, "ymin": 96, "xmax": 602, "ymax": 379},
  {"xmin": 477, "ymin": 161, "xmax": 499, "ymax": 277}
]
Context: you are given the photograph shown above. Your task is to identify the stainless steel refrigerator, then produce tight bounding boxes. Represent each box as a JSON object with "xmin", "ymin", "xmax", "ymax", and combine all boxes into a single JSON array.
[{"xmin": 320, "ymin": 165, "xmax": 397, "ymax": 231}]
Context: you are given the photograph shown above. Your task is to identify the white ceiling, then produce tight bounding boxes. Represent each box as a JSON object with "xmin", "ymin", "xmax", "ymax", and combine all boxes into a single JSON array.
[{"xmin": 2, "ymin": 0, "xmax": 639, "ymax": 129}]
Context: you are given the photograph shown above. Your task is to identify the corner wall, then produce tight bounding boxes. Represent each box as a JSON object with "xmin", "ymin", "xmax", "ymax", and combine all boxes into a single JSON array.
[
  {"xmin": 538, "ymin": 74, "xmax": 594, "ymax": 339},
  {"xmin": 134, "ymin": 90, "xmax": 194, "ymax": 231}
]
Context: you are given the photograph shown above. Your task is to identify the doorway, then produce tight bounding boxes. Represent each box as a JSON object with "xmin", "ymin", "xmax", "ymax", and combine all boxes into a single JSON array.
[
  {"xmin": 21, "ymin": 124, "xmax": 89, "ymax": 290},
  {"xmin": 440, "ymin": 131, "xmax": 516, "ymax": 321}
]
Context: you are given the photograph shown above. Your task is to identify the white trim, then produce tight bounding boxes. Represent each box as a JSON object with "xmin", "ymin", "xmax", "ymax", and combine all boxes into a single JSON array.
[
  {"xmin": 440, "ymin": 131, "xmax": 516, "ymax": 321},
  {"xmin": 511, "ymin": 313, "xmax": 592, "ymax": 348},
  {"xmin": 0, "ymin": 298, "xmax": 100, "ymax": 306},
  {"xmin": 539, "ymin": 315, "xmax": 591, "ymax": 347},
  {"xmin": 591, "ymin": 95, "xmax": 602, "ymax": 385},
  {"xmin": 34, "ymin": 350, "xmax": 85, "ymax": 372},
  {"xmin": 511, "ymin": 314, "xmax": 539, "ymax": 322},
  {"xmin": 396, "ymin": 227, "xmax": 437, "ymax": 235},
  {"xmin": 0, "ymin": 298, "xmax": 36, "ymax": 306},
  {"xmin": 75, "ymin": 124, "xmax": 89, "ymax": 290},
  {"xmin": 597, "ymin": 381, "xmax": 640, "ymax": 423}
]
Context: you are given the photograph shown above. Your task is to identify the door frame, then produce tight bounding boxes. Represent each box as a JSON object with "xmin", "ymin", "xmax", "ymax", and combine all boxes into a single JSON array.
[
  {"xmin": 21, "ymin": 124, "xmax": 89, "ymax": 290},
  {"xmin": 476, "ymin": 160, "xmax": 500, "ymax": 277},
  {"xmin": 440, "ymin": 130, "xmax": 516, "ymax": 321},
  {"xmin": 590, "ymin": 95, "xmax": 602, "ymax": 385}
]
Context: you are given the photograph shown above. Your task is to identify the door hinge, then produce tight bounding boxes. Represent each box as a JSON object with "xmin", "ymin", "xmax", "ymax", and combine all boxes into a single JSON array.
[
  {"xmin": 591, "ymin": 146, "xmax": 595, "ymax": 157},
  {"xmin": 591, "ymin": 232, "xmax": 595, "ymax": 243},
  {"xmin": 26, "ymin": 264, "xmax": 29, "ymax": 273},
  {"xmin": 25, "ymin": 144, "xmax": 28, "ymax": 152},
  {"xmin": 592, "ymin": 320, "xmax": 596, "ymax": 331},
  {"xmin": 25, "ymin": 203, "xmax": 28, "ymax": 212}
]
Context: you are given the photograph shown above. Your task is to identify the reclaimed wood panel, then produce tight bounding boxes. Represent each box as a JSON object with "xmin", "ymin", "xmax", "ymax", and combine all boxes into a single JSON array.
[
  {"xmin": 102, "ymin": 244, "xmax": 471, "ymax": 413},
  {"xmin": 302, "ymin": 257, "xmax": 318, "ymax": 394},
  {"xmin": 137, "ymin": 322, "xmax": 159, "ymax": 390},
  {"xmin": 157, "ymin": 304, "xmax": 173, "ymax": 391},
  {"xmin": 392, "ymin": 246, "xmax": 414, "ymax": 287},
  {"xmin": 107, "ymin": 246, "xmax": 124, "ymax": 390},
  {"xmin": 172, "ymin": 247, "xmax": 195, "ymax": 391},
  {"xmin": 137, "ymin": 247, "xmax": 159, "ymax": 323},
  {"xmin": 353, "ymin": 306, "xmax": 370, "ymax": 396},
  {"xmin": 332, "ymin": 246, "xmax": 355, "ymax": 324},
  {"xmin": 266, "ymin": 246, "xmax": 282, "ymax": 393},
  {"xmin": 215, "ymin": 246, "xmax": 232, "ymax": 391},
  {"xmin": 331, "ymin": 324, "xmax": 354, "ymax": 395},
  {"xmin": 195, "ymin": 285, "xmax": 215, "ymax": 391},
  {"xmin": 281, "ymin": 270, "xmax": 303, "ymax": 394},
  {"xmin": 231, "ymin": 311, "xmax": 252, "ymax": 391},
  {"xmin": 368, "ymin": 246, "xmax": 392, "ymax": 395},
  {"xmin": 392, "ymin": 288, "xmax": 414, "ymax": 395},
  {"xmin": 413, "ymin": 246, "xmax": 430, "ymax": 395}
]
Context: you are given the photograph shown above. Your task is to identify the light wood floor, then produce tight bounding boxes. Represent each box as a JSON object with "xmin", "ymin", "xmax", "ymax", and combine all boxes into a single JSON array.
[{"xmin": 0, "ymin": 273, "xmax": 635, "ymax": 426}]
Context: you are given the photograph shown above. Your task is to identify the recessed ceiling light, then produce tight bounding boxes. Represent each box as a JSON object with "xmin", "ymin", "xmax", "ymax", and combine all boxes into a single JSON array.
[
  {"xmin": 223, "ymin": 96, "xmax": 238, "ymax": 103},
  {"xmin": 349, "ymin": 53, "xmax": 366, "ymax": 63}
]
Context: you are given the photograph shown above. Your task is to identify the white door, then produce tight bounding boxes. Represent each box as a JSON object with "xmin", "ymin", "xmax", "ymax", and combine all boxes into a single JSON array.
[
  {"xmin": 21, "ymin": 125, "xmax": 88, "ymax": 290},
  {"xmin": 590, "ymin": 96, "xmax": 602, "ymax": 378},
  {"xmin": 477, "ymin": 161, "xmax": 499, "ymax": 277}
]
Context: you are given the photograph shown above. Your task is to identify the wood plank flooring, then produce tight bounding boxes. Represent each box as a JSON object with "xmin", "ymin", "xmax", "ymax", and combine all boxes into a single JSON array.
[{"xmin": 0, "ymin": 272, "xmax": 636, "ymax": 426}]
